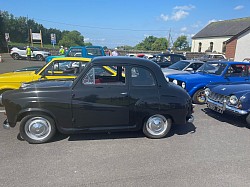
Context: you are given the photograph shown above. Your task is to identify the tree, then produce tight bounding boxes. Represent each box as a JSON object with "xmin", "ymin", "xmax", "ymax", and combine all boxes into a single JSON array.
[
  {"xmin": 151, "ymin": 38, "xmax": 168, "ymax": 51},
  {"xmin": 58, "ymin": 30, "xmax": 84, "ymax": 47},
  {"xmin": 0, "ymin": 11, "xmax": 7, "ymax": 52},
  {"xmin": 135, "ymin": 36, "xmax": 157, "ymax": 50},
  {"xmin": 173, "ymin": 35, "xmax": 189, "ymax": 51}
]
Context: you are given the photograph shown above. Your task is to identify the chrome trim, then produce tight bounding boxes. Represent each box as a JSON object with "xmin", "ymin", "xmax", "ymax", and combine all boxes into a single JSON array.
[
  {"xmin": 0, "ymin": 93, "xmax": 2, "ymax": 105},
  {"xmin": 187, "ymin": 115, "xmax": 194, "ymax": 123},
  {"xmin": 3, "ymin": 119, "xmax": 10, "ymax": 130},
  {"xmin": 207, "ymin": 98, "xmax": 248, "ymax": 115}
]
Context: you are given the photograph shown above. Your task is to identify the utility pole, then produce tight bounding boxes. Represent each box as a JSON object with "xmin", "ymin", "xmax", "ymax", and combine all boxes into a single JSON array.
[{"xmin": 167, "ymin": 28, "xmax": 171, "ymax": 52}]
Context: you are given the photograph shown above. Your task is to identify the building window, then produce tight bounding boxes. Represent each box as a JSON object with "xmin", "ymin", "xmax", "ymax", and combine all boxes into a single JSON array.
[
  {"xmin": 210, "ymin": 42, "xmax": 214, "ymax": 52},
  {"xmin": 198, "ymin": 42, "xmax": 202, "ymax": 52}
]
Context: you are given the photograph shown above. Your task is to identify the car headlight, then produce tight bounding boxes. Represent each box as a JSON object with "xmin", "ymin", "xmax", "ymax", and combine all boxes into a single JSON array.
[
  {"xmin": 229, "ymin": 95, "xmax": 238, "ymax": 105},
  {"xmin": 204, "ymin": 88, "xmax": 210, "ymax": 96},
  {"xmin": 166, "ymin": 77, "xmax": 169, "ymax": 82},
  {"xmin": 173, "ymin": 79, "xmax": 178, "ymax": 85},
  {"xmin": 20, "ymin": 82, "xmax": 28, "ymax": 88},
  {"xmin": 181, "ymin": 82, "xmax": 185, "ymax": 88}
]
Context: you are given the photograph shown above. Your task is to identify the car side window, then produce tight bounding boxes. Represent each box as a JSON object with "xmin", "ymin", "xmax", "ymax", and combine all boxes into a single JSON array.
[
  {"xmin": 43, "ymin": 60, "xmax": 82, "ymax": 76},
  {"xmin": 226, "ymin": 65, "xmax": 247, "ymax": 77},
  {"xmin": 67, "ymin": 48, "xmax": 82, "ymax": 57},
  {"xmin": 191, "ymin": 63, "xmax": 204, "ymax": 70},
  {"xmin": 131, "ymin": 67, "xmax": 155, "ymax": 86},
  {"xmin": 82, "ymin": 65, "xmax": 126, "ymax": 85}
]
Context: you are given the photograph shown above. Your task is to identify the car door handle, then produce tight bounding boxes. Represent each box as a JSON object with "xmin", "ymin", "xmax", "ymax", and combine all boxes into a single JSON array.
[{"xmin": 120, "ymin": 92, "xmax": 128, "ymax": 95}]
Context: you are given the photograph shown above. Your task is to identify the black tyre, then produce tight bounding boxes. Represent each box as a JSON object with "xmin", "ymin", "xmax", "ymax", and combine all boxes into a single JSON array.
[
  {"xmin": 36, "ymin": 55, "xmax": 44, "ymax": 61},
  {"xmin": 246, "ymin": 114, "xmax": 250, "ymax": 129},
  {"xmin": 12, "ymin": 53, "xmax": 20, "ymax": 60},
  {"xmin": 143, "ymin": 114, "xmax": 172, "ymax": 139},
  {"xmin": 192, "ymin": 89, "xmax": 206, "ymax": 104},
  {"xmin": 19, "ymin": 114, "xmax": 56, "ymax": 144}
]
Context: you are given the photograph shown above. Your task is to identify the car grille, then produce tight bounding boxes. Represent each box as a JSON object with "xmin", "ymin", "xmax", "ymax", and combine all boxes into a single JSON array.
[{"xmin": 208, "ymin": 92, "xmax": 229, "ymax": 104}]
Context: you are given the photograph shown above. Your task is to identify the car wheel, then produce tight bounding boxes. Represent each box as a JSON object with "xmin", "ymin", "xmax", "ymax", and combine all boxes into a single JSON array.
[
  {"xmin": 12, "ymin": 53, "xmax": 20, "ymax": 60},
  {"xmin": 19, "ymin": 114, "xmax": 56, "ymax": 144},
  {"xmin": 143, "ymin": 114, "xmax": 171, "ymax": 139},
  {"xmin": 36, "ymin": 55, "xmax": 44, "ymax": 61},
  {"xmin": 192, "ymin": 89, "xmax": 206, "ymax": 104},
  {"xmin": 246, "ymin": 114, "xmax": 250, "ymax": 129}
]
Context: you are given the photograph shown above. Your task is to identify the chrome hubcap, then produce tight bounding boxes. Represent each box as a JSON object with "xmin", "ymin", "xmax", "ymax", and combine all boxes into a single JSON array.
[
  {"xmin": 146, "ymin": 115, "xmax": 168, "ymax": 136},
  {"xmin": 25, "ymin": 117, "xmax": 51, "ymax": 140}
]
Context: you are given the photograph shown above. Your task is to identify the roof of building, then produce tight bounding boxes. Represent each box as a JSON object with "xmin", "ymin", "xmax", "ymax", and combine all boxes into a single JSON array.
[{"xmin": 192, "ymin": 17, "xmax": 250, "ymax": 39}]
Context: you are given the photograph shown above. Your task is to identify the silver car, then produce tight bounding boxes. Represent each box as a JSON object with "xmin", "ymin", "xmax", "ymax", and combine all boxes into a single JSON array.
[{"xmin": 162, "ymin": 60, "xmax": 204, "ymax": 76}]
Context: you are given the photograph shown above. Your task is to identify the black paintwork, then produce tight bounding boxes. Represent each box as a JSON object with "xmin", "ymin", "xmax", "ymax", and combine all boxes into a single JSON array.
[{"xmin": 2, "ymin": 56, "xmax": 193, "ymax": 134}]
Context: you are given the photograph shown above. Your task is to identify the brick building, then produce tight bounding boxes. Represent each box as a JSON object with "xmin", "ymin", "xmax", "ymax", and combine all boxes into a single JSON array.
[{"xmin": 191, "ymin": 17, "xmax": 250, "ymax": 61}]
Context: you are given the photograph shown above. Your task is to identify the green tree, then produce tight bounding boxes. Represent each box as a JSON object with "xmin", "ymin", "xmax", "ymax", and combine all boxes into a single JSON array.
[
  {"xmin": 173, "ymin": 35, "xmax": 189, "ymax": 51},
  {"xmin": 58, "ymin": 30, "xmax": 84, "ymax": 47},
  {"xmin": 135, "ymin": 36, "xmax": 157, "ymax": 50},
  {"xmin": 151, "ymin": 38, "xmax": 168, "ymax": 51},
  {"xmin": 0, "ymin": 11, "xmax": 7, "ymax": 52}
]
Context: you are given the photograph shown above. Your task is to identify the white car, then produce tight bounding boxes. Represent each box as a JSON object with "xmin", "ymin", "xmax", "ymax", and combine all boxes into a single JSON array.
[{"xmin": 10, "ymin": 46, "xmax": 51, "ymax": 61}]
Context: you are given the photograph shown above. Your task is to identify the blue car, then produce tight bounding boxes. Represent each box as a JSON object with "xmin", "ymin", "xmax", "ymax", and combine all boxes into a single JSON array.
[
  {"xmin": 166, "ymin": 61, "xmax": 250, "ymax": 104},
  {"xmin": 205, "ymin": 82, "xmax": 250, "ymax": 127}
]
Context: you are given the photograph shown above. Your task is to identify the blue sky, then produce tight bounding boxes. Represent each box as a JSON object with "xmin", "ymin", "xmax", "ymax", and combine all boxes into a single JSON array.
[{"xmin": 1, "ymin": 0, "xmax": 250, "ymax": 48}]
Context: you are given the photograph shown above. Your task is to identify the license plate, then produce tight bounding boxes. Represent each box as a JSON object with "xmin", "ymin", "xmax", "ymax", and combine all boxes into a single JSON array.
[{"xmin": 207, "ymin": 103, "xmax": 224, "ymax": 114}]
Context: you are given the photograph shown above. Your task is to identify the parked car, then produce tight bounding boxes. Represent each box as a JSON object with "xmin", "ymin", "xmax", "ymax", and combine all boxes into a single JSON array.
[
  {"xmin": 243, "ymin": 58, "xmax": 250, "ymax": 62},
  {"xmin": 45, "ymin": 46, "xmax": 106, "ymax": 63},
  {"xmin": 166, "ymin": 61, "xmax": 250, "ymax": 104},
  {"xmin": 195, "ymin": 53, "xmax": 227, "ymax": 62},
  {"xmin": 10, "ymin": 46, "xmax": 51, "ymax": 61},
  {"xmin": 151, "ymin": 53, "xmax": 186, "ymax": 68},
  {"xmin": 162, "ymin": 60, "xmax": 204, "ymax": 76},
  {"xmin": 205, "ymin": 82, "xmax": 250, "ymax": 128},
  {"xmin": 1, "ymin": 56, "xmax": 194, "ymax": 144},
  {"xmin": 0, "ymin": 57, "xmax": 91, "ymax": 101}
]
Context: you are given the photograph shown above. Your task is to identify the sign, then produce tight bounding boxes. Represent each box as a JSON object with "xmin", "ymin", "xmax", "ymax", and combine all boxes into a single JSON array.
[
  {"xmin": 5, "ymin": 33, "xmax": 10, "ymax": 42},
  {"xmin": 32, "ymin": 33, "xmax": 41, "ymax": 40},
  {"xmin": 51, "ymin": 33, "xmax": 56, "ymax": 45}
]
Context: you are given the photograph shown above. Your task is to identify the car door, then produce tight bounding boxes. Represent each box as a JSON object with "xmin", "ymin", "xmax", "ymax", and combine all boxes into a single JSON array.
[
  {"xmin": 71, "ymin": 64, "xmax": 130, "ymax": 128},
  {"xmin": 224, "ymin": 64, "xmax": 250, "ymax": 82}
]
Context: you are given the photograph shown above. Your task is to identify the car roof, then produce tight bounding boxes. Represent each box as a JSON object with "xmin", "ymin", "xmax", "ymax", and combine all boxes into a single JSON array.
[
  {"xmin": 205, "ymin": 61, "xmax": 250, "ymax": 65},
  {"xmin": 51, "ymin": 57, "xmax": 92, "ymax": 62}
]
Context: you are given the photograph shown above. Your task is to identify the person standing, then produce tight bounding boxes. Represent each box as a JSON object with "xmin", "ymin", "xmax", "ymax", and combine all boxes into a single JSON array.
[
  {"xmin": 111, "ymin": 48, "xmax": 119, "ymax": 56},
  {"xmin": 59, "ymin": 46, "xmax": 65, "ymax": 55},
  {"xmin": 26, "ymin": 46, "xmax": 31, "ymax": 61}
]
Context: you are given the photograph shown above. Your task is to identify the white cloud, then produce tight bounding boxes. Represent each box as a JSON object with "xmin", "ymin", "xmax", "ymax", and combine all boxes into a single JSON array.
[
  {"xmin": 84, "ymin": 38, "xmax": 90, "ymax": 42},
  {"xmin": 172, "ymin": 10, "xmax": 189, "ymax": 21},
  {"xmin": 173, "ymin": 5, "xmax": 195, "ymax": 10},
  {"xmin": 234, "ymin": 5, "xmax": 244, "ymax": 10},
  {"xmin": 160, "ymin": 4, "xmax": 195, "ymax": 22},
  {"xmin": 180, "ymin": 27, "xmax": 187, "ymax": 32}
]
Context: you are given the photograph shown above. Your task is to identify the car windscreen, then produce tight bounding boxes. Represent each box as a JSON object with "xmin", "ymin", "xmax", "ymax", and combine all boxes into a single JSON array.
[
  {"xmin": 168, "ymin": 61, "xmax": 189, "ymax": 70},
  {"xmin": 196, "ymin": 62, "xmax": 227, "ymax": 75}
]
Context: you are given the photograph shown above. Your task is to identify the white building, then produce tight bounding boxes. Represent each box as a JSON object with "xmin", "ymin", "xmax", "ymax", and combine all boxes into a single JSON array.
[{"xmin": 191, "ymin": 17, "xmax": 250, "ymax": 61}]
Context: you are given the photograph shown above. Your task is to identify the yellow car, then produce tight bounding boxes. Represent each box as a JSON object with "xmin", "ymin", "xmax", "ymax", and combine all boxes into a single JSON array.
[{"xmin": 0, "ymin": 57, "xmax": 91, "ymax": 96}]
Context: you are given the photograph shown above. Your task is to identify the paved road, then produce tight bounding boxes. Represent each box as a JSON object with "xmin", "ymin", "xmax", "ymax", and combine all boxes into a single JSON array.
[{"xmin": 1, "ymin": 54, "xmax": 250, "ymax": 186}]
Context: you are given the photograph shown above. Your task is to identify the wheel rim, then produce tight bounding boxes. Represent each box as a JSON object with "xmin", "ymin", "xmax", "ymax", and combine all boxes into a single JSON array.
[
  {"xmin": 24, "ymin": 117, "xmax": 51, "ymax": 140},
  {"xmin": 146, "ymin": 115, "xmax": 168, "ymax": 136},
  {"xmin": 13, "ymin": 54, "xmax": 19, "ymax": 60},
  {"xmin": 37, "ymin": 55, "xmax": 43, "ymax": 61},
  {"xmin": 196, "ymin": 90, "xmax": 206, "ymax": 104}
]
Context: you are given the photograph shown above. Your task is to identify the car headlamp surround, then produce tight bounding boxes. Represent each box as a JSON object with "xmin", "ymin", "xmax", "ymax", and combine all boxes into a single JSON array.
[
  {"xmin": 173, "ymin": 79, "xmax": 178, "ymax": 85},
  {"xmin": 204, "ymin": 88, "xmax": 211, "ymax": 96},
  {"xmin": 229, "ymin": 95, "xmax": 238, "ymax": 105},
  {"xmin": 181, "ymin": 82, "xmax": 186, "ymax": 88}
]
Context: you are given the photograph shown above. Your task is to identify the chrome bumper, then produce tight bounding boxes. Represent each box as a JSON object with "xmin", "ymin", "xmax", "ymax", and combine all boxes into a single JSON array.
[
  {"xmin": 207, "ymin": 98, "xmax": 248, "ymax": 115},
  {"xmin": 187, "ymin": 115, "xmax": 194, "ymax": 123},
  {"xmin": 3, "ymin": 119, "xmax": 10, "ymax": 130}
]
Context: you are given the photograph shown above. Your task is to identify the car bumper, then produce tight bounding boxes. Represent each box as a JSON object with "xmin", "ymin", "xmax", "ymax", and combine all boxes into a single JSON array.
[
  {"xmin": 207, "ymin": 98, "xmax": 248, "ymax": 115},
  {"xmin": 187, "ymin": 115, "xmax": 194, "ymax": 123}
]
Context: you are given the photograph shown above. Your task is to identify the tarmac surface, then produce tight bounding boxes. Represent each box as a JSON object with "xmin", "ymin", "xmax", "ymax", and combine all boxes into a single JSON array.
[{"xmin": 1, "ymin": 53, "xmax": 250, "ymax": 187}]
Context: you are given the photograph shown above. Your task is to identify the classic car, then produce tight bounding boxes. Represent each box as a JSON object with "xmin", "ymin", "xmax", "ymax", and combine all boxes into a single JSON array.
[
  {"xmin": 166, "ymin": 61, "xmax": 250, "ymax": 104},
  {"xmin": 205, "ymin": 82, "xmax": 250, "ymax": 128},
  {"xmin": 1, "ymin": 56, "xmax": 194, "ymax": 144},
  {"xmin": 0, "ymin": 57, "xmax": 91, "ymax": 101},
  {"xmin": 162, "ymin": 60, "xmax": 204, "ymax": 76},
  {"xmin": 195, "ymin": 53, "xmax": 227, "ymax": 62},
  {"xmin": 151, "ymin": 53, "xmax": 186, "ymax": 68}
]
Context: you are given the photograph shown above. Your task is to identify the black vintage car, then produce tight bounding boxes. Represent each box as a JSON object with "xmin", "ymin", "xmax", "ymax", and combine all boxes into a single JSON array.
[
  {"xmin": 151, "ymin": 53, "xmax": 186, "ymax": 68},
  {"xmin": 1, "ymin": 56, "xmax": 194, "ymax": 144}
]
